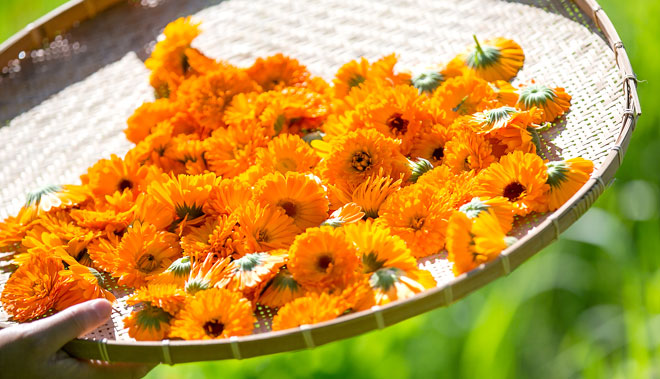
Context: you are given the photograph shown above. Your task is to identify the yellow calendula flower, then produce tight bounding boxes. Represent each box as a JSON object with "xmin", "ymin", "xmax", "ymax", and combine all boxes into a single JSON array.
[
  {"xmin": 517, "ymin": 83, "xmax": 572, "ymax": 123},
  {"xmin": 446, "ymin": 210, "xmax": 512, "ymax": 276},
  {"xmin": 454, "ymin": 36, "xmax": 525, "ymax": 82},
  {"xmin": 170, "ymin": 288, "xmax": 255, "ymax": 340},
  {"xmin": 544, "ymin": 157, "xmax": 594, "ymax": 211}
]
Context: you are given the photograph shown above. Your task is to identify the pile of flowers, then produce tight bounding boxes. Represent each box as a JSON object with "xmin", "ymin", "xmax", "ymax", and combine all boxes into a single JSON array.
[{"xmin": 0, "ymin": 17, "xmax": 593, "ymax": 340}]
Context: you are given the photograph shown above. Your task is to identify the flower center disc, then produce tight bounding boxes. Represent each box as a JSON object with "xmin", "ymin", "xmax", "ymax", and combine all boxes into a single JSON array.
[
  {"xmin": 137, "ymin": 253, "xmax": 159, "ymax": 273},
  {"xmin": 386, "ymin": 113, "xmax": 409, "ymax": 135},
  {"xmin": 279, "ymin": 201, "xmax": 297, "ymax": 218},
  {"xmin": 351, "ymin": 151, "xmax": 372, "ymax": 172},
  {"xmin": 503, "ymin": 181, "xmax": 526, "ymax": 201},
  {"xmin": 432, "ymin": 147, "xmax": 444, "ymax": 161},
  {"xmin": 203, "ymin": 320, "xmax": 225, "ymax": 338},
  {"xmin": 317, "ymin": 254, "xmax": 333, "ymax": 272},
  {"xmin": 118, "ymin": 179, "xmax": 133, "ymax": 191}
]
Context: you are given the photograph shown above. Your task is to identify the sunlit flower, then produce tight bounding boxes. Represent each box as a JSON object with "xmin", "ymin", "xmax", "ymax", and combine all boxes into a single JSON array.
[
  {"xmin": 446, "ymin": 210, "xmax": 509, "ymax": 276},
  {"xmin": 317, "ymin": 129, "xmax": 409, "ymax": 194},
  {"xmin": 453, "ymin": 36, "xmax": 525, "ymax": 82},
  {"xmin": 254, "ymin": 172, "xmax": 329, "ymax": 230},
  {"xmin": 544, "ymin": 157, "xmax": 594, "ymax": 211},
  {"xmin": 343, "ymin": 220, "xmax": 418, "ymax": 273},
  {"xmin": 246, "ymin": 53, "xmax": 311, "ymax": 91},
  {"xmin": 517, "ymin": 83, "xmax": 572, "ymax": 123},
  {"xmin": 236, "ymin": 202, "xmax": 300, "ymax": 253},
  {"xmin": 1, "ymin": 254, "xmax": 68, "ymax": 322},
  {"xmin": 111, "ymin": 222, "xmax": 182, "ymax": 288},
  {"xmin": 475, "ymin": 151, "xmax": 549, "ymax": 216},
  {"xmin": 170, "ymin": 288, "xmax": 255, "ymax": 340},
  {"xmin": 288, "ymin": 226, "xmax": 359, "ymax": 291},
  {"xmin": 368, "ymin": 267, "xmax": 436, "ymax": 305},
  {"xmin": 321, "ymin": 202, "xmax": 365, "ymax": 228},
  {"xmin": 271, "ymin": 291, "xmax": 348, "ymax": 331},
  {"xmin": 256, "ymin": 267, "xmax": 306, "ymax": 308},
  {"xmin": 215, "ymin": 252, "xmax": 286, "ymax": 302},
  {"xmin": 378, "ymin": 184, "xmax": 453, "ymax": 258}
]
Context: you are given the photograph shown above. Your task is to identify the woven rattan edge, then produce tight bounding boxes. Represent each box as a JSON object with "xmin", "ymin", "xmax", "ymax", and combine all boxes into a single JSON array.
[
  {"xmin": 0, "ymin": 0, "xmax": 123, "ymax": 68},
  {"xmin": 0, "ymin": 0, "xmax": 642, "ymax": 364}
]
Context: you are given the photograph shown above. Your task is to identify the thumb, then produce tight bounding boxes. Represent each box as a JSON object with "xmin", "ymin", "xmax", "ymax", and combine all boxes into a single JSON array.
[{"xmin": 28, "ymin": 299, "xmax": 113, "ymax": 354}]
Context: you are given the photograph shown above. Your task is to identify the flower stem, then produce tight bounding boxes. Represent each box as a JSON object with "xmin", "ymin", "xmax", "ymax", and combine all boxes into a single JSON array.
[{"xmin": 472, "ymin": 35, "xmax": 484, "ymax": 65}]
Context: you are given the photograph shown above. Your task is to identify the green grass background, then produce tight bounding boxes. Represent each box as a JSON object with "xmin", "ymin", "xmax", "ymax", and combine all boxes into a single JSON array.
[{"xmin": 2, "ymin": 0, "xmax": 659, "ymax": 377}]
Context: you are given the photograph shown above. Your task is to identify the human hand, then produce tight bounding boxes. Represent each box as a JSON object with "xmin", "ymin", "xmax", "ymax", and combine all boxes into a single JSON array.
[{"xmin": 0, "ymin": 299, "xmax": 154, "ymax": 379}]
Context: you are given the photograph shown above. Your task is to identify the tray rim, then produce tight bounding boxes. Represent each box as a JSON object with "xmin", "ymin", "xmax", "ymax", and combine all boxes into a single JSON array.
[{"xmin": 0, "ymin": 0, "xmax": 642, "ymax": 364}]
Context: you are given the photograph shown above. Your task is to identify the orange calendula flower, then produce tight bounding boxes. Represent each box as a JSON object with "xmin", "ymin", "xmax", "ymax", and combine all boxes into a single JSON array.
[
  {"xmin": 1, "ymin": 254, "xmax": 68, "ymax": 322},
  {"xmin": 454, "ymin": 36, "xmax": 525, "ymax": 82},
  {"xmin": 203, "ymin": 178, "xmax": 253, "ymax": 218},
  {"xmin": 215, "ymin": 252, "xmax": 286, "ymax": 302},
  {"xmin": 271, "ymin": 291, "xmax": 349, "ymax": 331},
  {"xmin": 468, "ymin": 106, "xmax": 541, "ymax": 156},
  {"xmin": 317, "ymin": 129, "xmax": 409, "ymax": 193},
  {"xmin": 443, "ymin": 129, "xmax": 496, "ymax": 174},
  {"xmin": 246, "ymin": 53, "xmax": 311, "ymax": 91},
  {"xmin": 181, "ymin": 215, "xmax": 242, "ymax": 260},
  {"xmin": 147, "ymin": 172, "xmax": 217, "ymax": 231},
  {"xmin": 254, "ymin": 172, "xmax": 329, "ymax": 230},
  {"xmin": 145, "ymin": 17, "xmax": 201, "ymax": 97},
  {"xmin": 254, "ymin": 133, "xmax": 321, "ymax": 175},
  {"xmin": 184, "ymin": 254, "xmax": 230, "ymax": 294},
  {"xmin": 56, "ymin": 262, "xmax": 116, "ymax": 310},
  {"xmin": 490, "ymin": 80, "xmax": 519, "ymax": 107},
  {"xmin": 256, "ymin": 267, "xmax": 305, "ymax": 308},
  {"xmin": 226, "ymin": 88, "xmax": 329, "ymax": 137},
  {"xmin": 123, "ymin": 283, "xmax": 189, "ymax": 340},
  {"xmin": 236, "ymin": 202, "xmax": 300, "ymax": 254},
  {"xmin": 175, "ymin": 67, "xmax": 260, "ymax": 135},
  {"xmin": 430, "ymin": 75, "xmax": 497, "ymax": 121},
  {"xmin": 87, "ymin": 232, "xmax": 122, "ymax": 273},
  {"xmin": 112, "ymin": 222, "xmax": 182, "ymax": 288},
  {"xmin": 288, "ymin": 226, "xmax": 359, "ymax": 291},
  {"xmin": 409, "ymin": 124, "xmax": 454, "ymax": 167},
  {"xmin": 333, "ymin": 57, "xmax": 370, "ymax": 98},
  {"xmin": 459, "ymin": 196, "xmax": 515, "ymax": 234},
  {"xmin": 81, "ymin": 154, "xmax": 151, "ymax": 199},
  {"xmin": 125, "ymin": 99, "xmax": 178, "ymax": 144},
  {"xmin": 127, "ymin": 284, "xmax": 188, "ymax": 316},
  {"xmin": 321, "ymin": 202, "xmax": 365, "ymax": 228},
  {"xmin": 334, "ymin": 172, "xmax": 402, "ymax": 219},
  {"xmin": 170, "ymin": 288, "xmax": 255, "ymax": 340},
  {"xmin": 347, "ymin": 84, "xmax": 429, "ymax": 155},
  {"xmin": 0, "ymin": 213, "xmax": 32, "ymax": 253},
  {"xmin": 517, "ymin": 84, "xmax": 572, "ymax": 123},
  {"xmin": 343, "ymin": 220, "xmax": 418, "ymax": 273},
  {"xmin": 476, "ymin": 151, "xmax": 549, "ymax": 216},
  {"xmin": 203, "ymin": 123, "xmax": 269, "ymax": 178},
  {"xmin": 446, "ymin": 210, "xmax": 510, "ymax": 276},
  {"xmin": 22, "ymin": 184, "xmax": 89, "ymax": 219},
  {"xmin": 333, "ymin": 54, "xmax": 410, "ymax": 99},
  {"xmin": 132, "ymin": 193, "xmax": 176, "ymax": 231},
  {"xmin": 150, "ymin": 256, "xmax": 192, "ymax": 287},
  {"xmin": 544, "ymin": 157, "xmax": 594, "ymax": 211},
  {"xmin": 368, "ymin": 267, "xmax": 436, "ymax": 305},
  {"xmin": 378, "ymin": 184, "xmax": 453, "ymax": 258},
  {"xmin": 69, "ymin": 190, "xmax": 136, "ymax": 234},
  {"xmin": 123, "ymin": 305, "xmax": 174, "ymax": 341}
]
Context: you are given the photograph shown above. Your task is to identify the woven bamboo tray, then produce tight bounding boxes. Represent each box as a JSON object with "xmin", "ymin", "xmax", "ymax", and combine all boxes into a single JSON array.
[{"xmin": 0, "ymin": 0, "xmax": 640, "ymax": 364}]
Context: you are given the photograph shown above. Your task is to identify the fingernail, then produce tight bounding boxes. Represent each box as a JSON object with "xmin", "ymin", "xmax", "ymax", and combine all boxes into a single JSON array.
[{"xmin": 87, "ymin": 299, "xmax": 113, "ymax": 321}]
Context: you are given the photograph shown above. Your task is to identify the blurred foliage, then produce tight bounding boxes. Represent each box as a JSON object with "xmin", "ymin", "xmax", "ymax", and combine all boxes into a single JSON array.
[{"xmin": 1, "ymin": 0, "xmax": 658, "ymax": 377}]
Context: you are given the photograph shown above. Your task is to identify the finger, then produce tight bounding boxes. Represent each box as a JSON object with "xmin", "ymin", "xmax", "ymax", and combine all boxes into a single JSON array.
[{"xmin": 27, "ymin": 299, "xmax": 113, "ymax": 353}]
